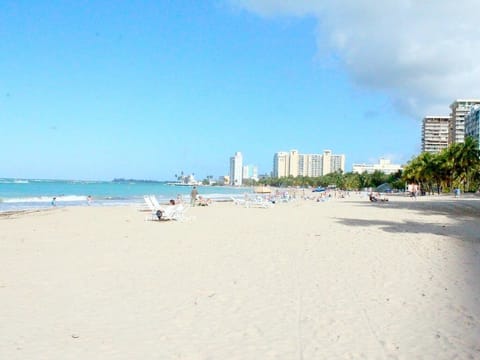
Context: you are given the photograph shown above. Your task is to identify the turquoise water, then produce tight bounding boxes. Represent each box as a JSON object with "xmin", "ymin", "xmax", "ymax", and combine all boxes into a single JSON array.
[{"xmin": 0, "ymin": 178, "xmax": 251, "ymax": 212}]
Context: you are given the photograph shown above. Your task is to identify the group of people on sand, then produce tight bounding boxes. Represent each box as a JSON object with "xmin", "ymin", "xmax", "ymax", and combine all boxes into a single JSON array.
[
  {"xmin": 189, "ymin": 186, "xmax": 212, "ymax": 207},
  {"xmin": 161, "ymin": 188, "xmax": 212, "ymax": 208},
  {"xmin": 51, "ymin": 195, "xmax": 93, "ymax": 207},
  {"xmin": 369, "ymin": 192, "xmax": 389, "ymax": 202}
]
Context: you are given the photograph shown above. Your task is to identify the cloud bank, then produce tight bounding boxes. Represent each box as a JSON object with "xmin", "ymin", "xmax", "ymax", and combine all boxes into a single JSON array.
[{"xmin": 231, "ymin": 0, "xmax": 480, "ymax": 117}]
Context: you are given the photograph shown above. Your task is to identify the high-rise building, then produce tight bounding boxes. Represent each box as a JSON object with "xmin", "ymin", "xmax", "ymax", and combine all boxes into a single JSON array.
[
  {"xmin": 298, "ymin": 154, "xmax": 323, "ymax": 177},
  {"xmin": 421, "ymin": 116, "xmax": 450, "ymax": 153},
  {"xmin": 329, "ymin": 151, "xmax": 346, "ymax": 174},
  {"xmin": 322, "ymin": 150, "xmax": 333, "ymax": 175},
  {"xmin": 229, "ymin": 152, "xmax": 243, "ymax": 186},
  {"xmin": 273, "ymin": 151, "xmax": 289, "ymax": 178},
  {"xmin": 273, "ymin": 149, "xmax": 345, "ymax": 178},
  {"xmin": 449, "ymin": 99, "xmax": 480, "ymax": 144},
  {"xmin": 465, "ymin": 105, "xmax": 480, "ymax": 147},
  {"xmin": 289, "ymin": 150, "xmax": 299, "ymax": 177},
  {"xmin": 242, "ymin": 164, "xmax": 259, "ymax": 181}
]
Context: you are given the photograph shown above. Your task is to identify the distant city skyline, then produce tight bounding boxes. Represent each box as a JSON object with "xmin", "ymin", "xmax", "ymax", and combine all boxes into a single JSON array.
[{"xmin": 2, "ymin": 1, "xmax": 479, "ymax": 181}]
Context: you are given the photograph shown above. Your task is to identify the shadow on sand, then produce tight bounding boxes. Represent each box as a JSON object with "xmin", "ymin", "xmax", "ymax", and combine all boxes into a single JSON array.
[
  {"xmin": 335, "ymin": 196, "xmax": 480, "ymax": 243},
  {"xmin": 334, "ymin": 195, "xmax": 480, "ymax": 311}
]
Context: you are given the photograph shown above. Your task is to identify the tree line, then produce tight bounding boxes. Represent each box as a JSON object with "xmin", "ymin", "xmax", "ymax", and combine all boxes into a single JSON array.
[
  {"xmin": 402, "ymin": 137, "xmax": 480, "ymax": 194},
  {"xmin": 251, "ymin": 170, "xmax": 404, "ymax": 191},
  {"xmin": 246, "ymin": 137, "xmax": 480, "ymax": 193}
]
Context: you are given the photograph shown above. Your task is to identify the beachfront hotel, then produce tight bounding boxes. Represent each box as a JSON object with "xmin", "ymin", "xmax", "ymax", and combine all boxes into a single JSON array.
[
  {"xmin": 352, "ymin": 158, "xmax": 403, "ymax": 175},
  {"xmin": 243, "ymin": 164, "xmax": 259, "ymax": 182},
  {"xmin": 421, "ymin": 115, "xmax": 450, "ymax": 153},
  {"xmin": 449, "ymin": 99, "xmax": 480, "ymax": 144},
  {"xmin": 465, "ymin": 105, "xmax": 480, "ymax": 146},
  {"xmin": 273, "ymin": 150, "xmax": 297, "ymax": 178},
  {"xmin": 273, "ymin": 149, "xmax": 345, "ymax": 178},
  {"xmin": 229, "ymin": 152, "xmax": 243, "ymax": 186}
]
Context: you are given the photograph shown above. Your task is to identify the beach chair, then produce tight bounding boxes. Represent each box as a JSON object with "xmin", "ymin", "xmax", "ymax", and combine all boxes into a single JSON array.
[
  {"xmin": 143, "ymin": 195, "xmax": 158, "ymax": 211},
  {"xmin": 159, "ymin": 204, "xmax": 180, "ymax": 220},
  {"xmin": 230, "ymin": 196, "xmax": 247, "ymax": 206},
  {"xmin": 145, "ymin": 204, "xmax": 185, "ymax": 221},
  {"xmin": 149, "ymin": 195, "xmax": 164, "ymax": 210},
  {"xmin": 247, "ymin": 195, "xmax": 274, "ymax": 208},
  {"xmin": 144, "ymin": 195, "xmax": 171, "ymax": 220},
  {"xmin": 144, "ymin": 195, "xmax": 191, "ymax": 222}
]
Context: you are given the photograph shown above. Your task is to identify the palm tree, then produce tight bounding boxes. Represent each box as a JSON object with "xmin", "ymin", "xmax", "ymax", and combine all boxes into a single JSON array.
[
  {"xmin": 418, "ymin": 152, "xmax": 438, "ymax": 194},
  {"xmin": 402, "ymin": 156, "xmax": 421, "ymax": 187},
  {"xmin": 403, "ymin": 137, "xmax": 480, "ymax": 193},
  {"xmin": 455, "ymin": 137, "xmax": 480, "ymax": 191},
  {"xmin": 431, "ymin": 153, "xmax": 447, "ymax": 194},
  {"xmin": 344, "ymin": 172, "xmax": 361, "ymax": 190}
]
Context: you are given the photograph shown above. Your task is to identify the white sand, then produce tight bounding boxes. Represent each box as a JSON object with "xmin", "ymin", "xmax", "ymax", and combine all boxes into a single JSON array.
[{"xmin": 1, "ymin": 195, "xmax": 479, "ymax": 359}]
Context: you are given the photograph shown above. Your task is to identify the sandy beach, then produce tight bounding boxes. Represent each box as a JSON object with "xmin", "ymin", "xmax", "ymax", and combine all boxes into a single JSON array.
[{"xmin": 1, "ymin": 194, "xmax": 479, "ymax": 359}]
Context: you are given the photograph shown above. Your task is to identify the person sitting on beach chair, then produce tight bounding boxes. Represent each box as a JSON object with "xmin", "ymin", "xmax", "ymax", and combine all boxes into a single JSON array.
[
  {"xmin": 156, "ymin": 209, "xmax": 164, "ymax": 220},
  {"xmin": 370, "ymin": 192, "xmax": 388, "ymax": 202}
]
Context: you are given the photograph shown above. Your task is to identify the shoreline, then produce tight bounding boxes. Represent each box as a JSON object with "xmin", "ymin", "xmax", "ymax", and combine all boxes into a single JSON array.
[{"xmin": 1, "ymin": 189, "xmax": 478, "ymax": 213}]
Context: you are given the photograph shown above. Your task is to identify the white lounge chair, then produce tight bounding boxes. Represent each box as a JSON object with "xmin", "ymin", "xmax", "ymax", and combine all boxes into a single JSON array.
[
  {"xmin": 230, "ymin": 196, "xmax": 247, "ymax": 206},
  {"xmin": 149, "ymin": 195, "xmax": 164, "ymax": 210},
  {"xmin": 144, "ymin": 195, "xmax": 190, "ymax": 221},
  {"xmin": 230, "ymin": 195, "xmax": 272, "ymax": 208},
  {"xmin": 143, "ymin": 195, "xmax": 158, "ymax": 211},
  {"xmin": 248, "ymin": 195, "xmax": 274, "ymax": 208},
  {"xmin": 159, "ymin": 204, "xmax": 183, "ymax": 221}
]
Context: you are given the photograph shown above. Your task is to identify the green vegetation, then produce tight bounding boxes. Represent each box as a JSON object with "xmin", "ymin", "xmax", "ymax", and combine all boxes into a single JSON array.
[
  {"xmin": 250, "ymin": 137, "xmax": 480, "ymax": 193},
  {"xmin": 255, "ymin": 170, "xmax": 404, "ymax": 191},
  {"xmin": 402, "ymin": 136, "xmax": 480, "ymax": 193}
]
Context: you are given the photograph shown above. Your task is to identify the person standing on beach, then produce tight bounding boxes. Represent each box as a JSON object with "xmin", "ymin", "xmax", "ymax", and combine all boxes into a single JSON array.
[
  {"xmin": 190, "ymin": 186, "xmax": 198, "ymax": 206},
  {"xmin": 454, "ymin": 188, "xmax": 461, "ymax": 198},
  {"xmin": 51, "ymin": 197, "xmax": 56, "ymax": 206}
]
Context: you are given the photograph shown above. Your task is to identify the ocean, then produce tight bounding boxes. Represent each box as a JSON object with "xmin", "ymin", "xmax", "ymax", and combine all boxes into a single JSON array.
[{"xmin": 0, "ymin": 178, "xmax": 252, "ymax": 212}]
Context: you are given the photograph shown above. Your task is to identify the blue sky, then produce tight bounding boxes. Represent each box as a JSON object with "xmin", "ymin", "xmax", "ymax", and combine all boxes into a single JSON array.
[{"xmin": 2, "ymin": 1, "xmax": 478, "ymax": 181}]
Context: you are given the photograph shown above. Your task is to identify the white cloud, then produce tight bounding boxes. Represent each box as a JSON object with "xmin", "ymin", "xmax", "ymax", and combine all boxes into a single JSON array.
[{"xmin": 231, "ymin": 0, "xmax": 480, "ymax": 117}]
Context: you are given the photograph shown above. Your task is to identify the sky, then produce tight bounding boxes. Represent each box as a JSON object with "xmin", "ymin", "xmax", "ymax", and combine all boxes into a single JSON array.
[{"xmin": 1, "ymin": 0, "xmax": 479, "ymax": 181}]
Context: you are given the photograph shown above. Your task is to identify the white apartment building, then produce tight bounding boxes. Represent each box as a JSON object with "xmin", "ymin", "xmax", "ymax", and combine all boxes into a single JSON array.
[
  {"xmin": 229, "ymin": 152, "xmax": 243, "ymax": 186},
  {"xmin": 273, "ymin": 150, "xmax": 345, "ymax": 178},
  {"xmin": 465, "ymin": 105, "xmax": 480, "ymax": 146},
  {"xmin": 273, "ymin": 150, "xmax": 299, "ymax": 178},
  {"xmin": 331, "ymin": 154, "xmax": 346, "ymax": 173},
  {"xmin": 321, "ymin": 151, "xmax": 332, "ymax": 175},
  {"xmin": 242, "ymin": 164, "xmax": 259, "ymax": 181},
  {"xmin": 352, "ymin": 159, "xmax": 403, "ymax": 175},
  {"xmin": 273, "ymin": 151, "xmax": 288, "ymax": 178},
  {"xmin": 449, "ymin": 99, "xmax": 480, "ymax": 144},
  {"xmin": 422, "ymin": 116, "xmax": 450, "ymax": 153},
  {"xmin": 298, "ymin": 154, "xmax": 323, "ymax": 177},
  {"xmin": 289, "ymin": 150, "xmax": 299, "ymax": 177}
]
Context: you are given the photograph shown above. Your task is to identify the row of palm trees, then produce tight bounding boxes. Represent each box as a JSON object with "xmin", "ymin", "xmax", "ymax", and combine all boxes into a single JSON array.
[{"xmin": 402, "ymin": 137, "xmax": 480, "ymax": 193}]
